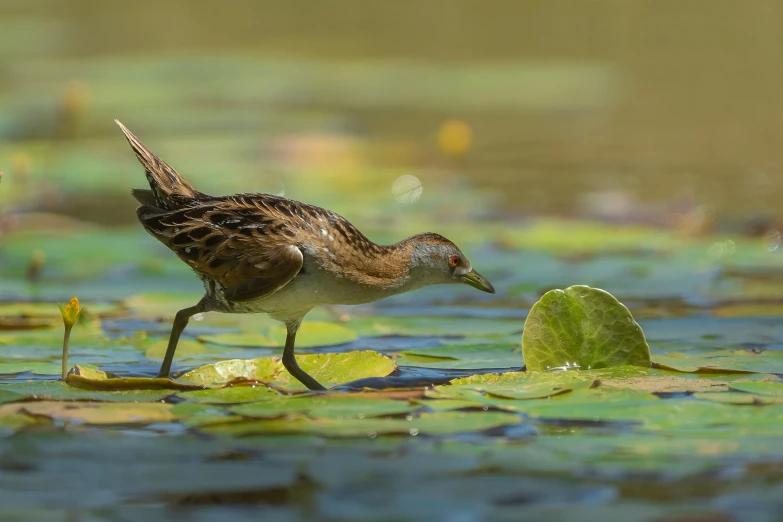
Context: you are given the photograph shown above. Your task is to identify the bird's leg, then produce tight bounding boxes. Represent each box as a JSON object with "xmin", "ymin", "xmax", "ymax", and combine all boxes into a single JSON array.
[
  {"xmin": 158, "ymin": 303, "xmax": 203, "ymax": 378},
  {"xmin": 282, "ymin": 320, "xmax": 326, "ymax": 391}
]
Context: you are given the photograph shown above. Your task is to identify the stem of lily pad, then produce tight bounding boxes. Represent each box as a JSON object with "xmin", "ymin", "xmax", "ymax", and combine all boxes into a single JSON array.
[{"xmin": 61, "ymin": 323, "xmax": 73, "ymax": 380}]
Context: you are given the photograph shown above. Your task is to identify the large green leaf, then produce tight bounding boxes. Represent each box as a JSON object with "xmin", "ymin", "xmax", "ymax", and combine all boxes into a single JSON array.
[{"xmin": 522, "ymin": 285, "xmax": 651, "ymax": 371}]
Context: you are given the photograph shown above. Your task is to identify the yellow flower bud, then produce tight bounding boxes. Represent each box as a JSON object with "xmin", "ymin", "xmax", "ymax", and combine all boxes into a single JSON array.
[{"xmin": 58, "ymin": 297, "xmax": 81, "ymax": 327}]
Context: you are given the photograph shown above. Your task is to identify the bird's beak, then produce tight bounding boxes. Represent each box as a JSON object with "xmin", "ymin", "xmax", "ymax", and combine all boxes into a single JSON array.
[{"xmin": 462, "ymin": 269, "xmax": 496, "ymax": 294}]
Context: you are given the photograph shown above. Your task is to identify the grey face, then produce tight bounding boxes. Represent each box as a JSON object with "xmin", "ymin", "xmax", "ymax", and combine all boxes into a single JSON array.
[
  {"xmin": 446, "ymin": 250, "xmax": 495, "ymax": 294},
  {"xmin": 411, "ymin": 243, "xmax": 495, "ymax": 294}
]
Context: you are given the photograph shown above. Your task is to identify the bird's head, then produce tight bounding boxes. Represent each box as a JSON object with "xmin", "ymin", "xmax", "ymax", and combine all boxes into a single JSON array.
[{"xmin": 406, "ymin": 233, "xmax": 495, "ymax": 294}]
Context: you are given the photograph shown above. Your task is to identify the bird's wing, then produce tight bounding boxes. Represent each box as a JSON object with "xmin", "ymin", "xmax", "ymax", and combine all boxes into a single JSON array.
[{"xmin": 136, "ymin": 198, "xmax": 304, "ymax": 302}]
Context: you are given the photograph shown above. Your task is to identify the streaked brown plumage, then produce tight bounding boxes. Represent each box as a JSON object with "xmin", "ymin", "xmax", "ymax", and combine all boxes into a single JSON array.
[{"xmin": 116, "ymin": 120, "xmax": 495, "ymax": 390}]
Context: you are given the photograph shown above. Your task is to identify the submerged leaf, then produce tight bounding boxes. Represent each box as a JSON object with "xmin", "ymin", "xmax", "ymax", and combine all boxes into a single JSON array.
[{"xmin": 522, "ymin": 285, "xmax": 651, "ymax": 372}]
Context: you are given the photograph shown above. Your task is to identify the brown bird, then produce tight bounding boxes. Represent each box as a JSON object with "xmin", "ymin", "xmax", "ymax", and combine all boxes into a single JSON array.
[{"xmin": 116, "ymin": 120, "xmax": 495, "ymax": 390}]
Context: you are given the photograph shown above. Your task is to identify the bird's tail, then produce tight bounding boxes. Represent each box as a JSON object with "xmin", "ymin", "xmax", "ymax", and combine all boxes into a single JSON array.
[{"xmin": 115, "ymin": 120, "xmax": 205, "ymax": 210}]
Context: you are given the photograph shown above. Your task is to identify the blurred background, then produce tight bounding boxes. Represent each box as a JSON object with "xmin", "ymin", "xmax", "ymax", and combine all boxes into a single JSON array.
[
  {"xmin": 2, "ymin": 0, "xmax": 783, "ymax": 300},
  {"xmin": 5, "ymin": 5, "xmax": 783, "ymax": 519}
]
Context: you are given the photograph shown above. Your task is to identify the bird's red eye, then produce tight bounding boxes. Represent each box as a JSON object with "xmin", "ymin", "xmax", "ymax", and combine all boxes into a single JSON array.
[{"xmin": 449, "ymin": 255, "xmax": 460, "ymax": 268}]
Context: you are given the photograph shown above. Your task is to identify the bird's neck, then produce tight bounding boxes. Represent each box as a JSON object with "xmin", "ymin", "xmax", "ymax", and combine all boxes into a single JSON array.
[
  {"xmin": 359, "ymin": 236, "xmax": 447, "ymax": 295},
  {"xmin": 333, "ymin": 236, "xmax": 431, "ymax": 296}
]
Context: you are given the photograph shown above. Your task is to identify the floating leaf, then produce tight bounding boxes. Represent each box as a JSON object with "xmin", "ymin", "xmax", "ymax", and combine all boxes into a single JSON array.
[
  {"xmin": 196, "ymin": 333, "xmax": 274, "ymax": 347},
  {"xmin": 728, "ymin": 381, "xmax": 783, "ymax": 396},
  {"xmin": 469, "ymin": 384, "xmax": 572, "ymax": 400},
  {"xmin": 654, "ymin": 350, "xmax": 783, "ymax": 374},
  {"xmin": 2, "ymin": 381, "xmax": 174, "ymax": 402},
  {"xmin": 0, "ymin": 413, "xmax": 48, "ymax": 434},
  {"xmin": 692, "ymin": 392, "xmax": 783, "ymax": 405},
  {"xmin": 198, "ymin": 322, "xmax": 356, "ymax": 348},
  {"xmin": 231, "ymin": 395, "xmax": 419, "ymax": 420},
  {"xmin": 144, "ymin": 339, "xmax": 209, "ymax": 359},
  {"xmin": 266, "ymin": 322, "xmax": 358, "ymax": 347},
  {"xmin": 0, "ymin": 390, "xmax": 23, "ymax": 404},
  {"xmin": 522, "ymin": 285, "xmax": 651, "ymax": 371},
  {"xmin": 396, "ymin": 342, "xmax": 523, "ymax": 369},
  {"xmin": 65, "ymin": 364, "xmax": 204, "ymax": 391},
  {"xmin": 199, "ymin": 411, "xmax": 521, "ymax": 437},
  {"xmin": 0, "ymin": 317, "xmax": 55, "ymax": 331},
  {"xmin": 170, "ymin": 402, "xmax": 245, "ymax": 427},
  {"xmin": 411, "ymin": 398, "xmax": 485, "ymax": 411},
  {"xmin": 0, "ymin": 361, "xmax": 61, "ymax": 375},
  {"xmin": 0, "ymin": 401, "xmax": 173, "ymax": 425},
  {"xmin": 177, "ymin": 385, "xmax": 280, "ymax": 404},
  {"xmin": 179, "ymin": 351, "xmax": 396, "ymax": 390},
  {"xmin": 347, "ymin": 315, "xmax": 522, "ymax": 338},
  {"xmin": 177, "ymin": 358, "xmax": 280, "ymax": 386}
]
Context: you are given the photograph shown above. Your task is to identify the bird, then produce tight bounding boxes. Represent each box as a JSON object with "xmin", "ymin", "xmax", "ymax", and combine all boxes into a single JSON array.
[{"xmin": 115, "ymin": 120, "xmax": 496, "ymax": 390}]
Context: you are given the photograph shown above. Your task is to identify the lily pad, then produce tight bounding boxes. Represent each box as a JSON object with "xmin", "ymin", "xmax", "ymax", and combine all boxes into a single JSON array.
[
  {"xmin": 196, "ymin": 333, "xmax": 274, "ymax": 348},
  {"xmin": 144, "ymin": 339, "xmax": 209, "ymax": 359},
  {"xmin": 728, "ymin": 381, "xmax": 783, "ymax": 396},
  {"xmin": 412, "ymin": 398, "xmax": 486, "ymax": 411},
  {"xmin": 0, "ymin": 401, "xmax": 174, "ymax": 425},
  {"xmin": 178, "ymin": 351, "xmax": 396, "ymax": 390},
  {"xmin": 266, "ymin": 322, "xmax": 358, "ymax": 348},
  {"xmin": 2, "ymin": 381, "xmax": 175, "ymax": 402},
  {"xmin": 231, "ymin": 395, "xmax": 419, "ymax": 419},
  {"xmin": 346, "ymin": 315, "xmax": 523, "ymax": 338},
  {"xmin": 177, "ymin": 385, "xmax": 281, "ymax": 404},
  {"xmin": 65, "ymin": 364, "xmax": 205, "ymax": 391},
  {"xmin": 396, "ymin": 342, "xmax": 523, "ymax": 369},
  {"xmin": 198, "ymin": 321, "xmax": 357, "ymax": 348},
  {"xmin": 0, "ymin": 361, "xmax": 62, "ymax": 375},
  {"xmin": 0, "ymin": 390, "xmax": 24, "ymax": 404},
  {"xmin": 177, "ymin": 358, "xmax": 279, "ymax": 386},
  {"xmin": 654, "ymin": 350, "xmax": 783, "ymax": 374},
  {"xmin": 469, "ymin": 384, "xmax": 573, "ymax": 400},
  {"xmin": 199, "ymin": 410, "xmax": 522, "ymax": 437},
  {"xmin": 170, "ymin": 402, "xmax": 245, "ymax": 427},
  {"xmin": 522, "ymin": 285, "xmax": 651, "ymax": 371},
  {"xmin": 692, "ymin": 392, "xmax": 783, "ymax": 405}
]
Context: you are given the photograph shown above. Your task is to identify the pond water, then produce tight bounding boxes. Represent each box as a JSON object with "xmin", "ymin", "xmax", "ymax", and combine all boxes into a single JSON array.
[{"xmin": 2, "ymin": 2, "xmax": 783, "ymax": 521}]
